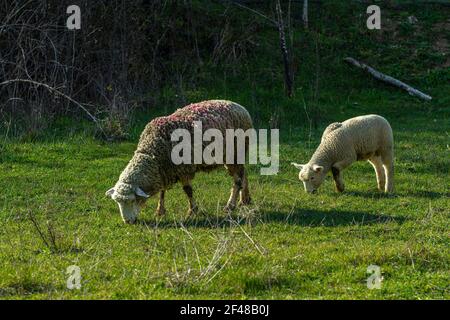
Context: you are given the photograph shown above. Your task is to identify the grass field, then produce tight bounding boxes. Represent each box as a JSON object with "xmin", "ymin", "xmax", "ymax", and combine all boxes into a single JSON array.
[
  {"xmin": 0, "ymin": 1, "xmax": 449, "ymax": 300},
  {"xmin": 0, "ymin": 102, "xmax": 448, "ymax": 299}
]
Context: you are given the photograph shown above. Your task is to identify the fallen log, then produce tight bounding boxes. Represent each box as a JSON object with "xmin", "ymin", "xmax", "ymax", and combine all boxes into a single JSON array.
[{"xmin": 344, "ymin": 57, "xmax": 432, "ymax": 101}]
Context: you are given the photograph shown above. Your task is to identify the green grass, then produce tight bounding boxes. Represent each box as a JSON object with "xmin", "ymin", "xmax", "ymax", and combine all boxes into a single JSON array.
[
  {"xmin": 0, "ymin": 106, "xmax": 448, "ymax": 299},
  {"xmin": 0, "ymin": 1, "xmax": 449, "ymax": 300}
]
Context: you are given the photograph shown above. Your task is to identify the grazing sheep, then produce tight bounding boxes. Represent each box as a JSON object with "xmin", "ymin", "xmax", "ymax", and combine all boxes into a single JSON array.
[
  {"xmin": 106, "ymin": 100, "xmax": 253, "ymax": 224},
  {"xmin": 292, "ymin": 114, "xmax": 394, "ymax": 194}
]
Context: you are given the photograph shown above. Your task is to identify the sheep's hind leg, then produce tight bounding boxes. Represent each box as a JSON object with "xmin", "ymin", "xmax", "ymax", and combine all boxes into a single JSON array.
[
  {"xmin": 155, "ymin": 190, "xmax": 166, "ymax": 216},
  {"xmin": 381, "ymin": 149, "xmax": 394, "ymax": 193},
  {"xmin": 239, "ymin": 167, "xmax": 251, "ymax": 206},
  {"xmin": 182, "ymin": 178, "xmax": 197, "ymax": 215},
  {"xmin": 368, "ymin": 156, "xmax": 386, "ymax": 192},
  {"xmin": 224, "ymin": 165, "xmax": 242, "ymax": 211}
]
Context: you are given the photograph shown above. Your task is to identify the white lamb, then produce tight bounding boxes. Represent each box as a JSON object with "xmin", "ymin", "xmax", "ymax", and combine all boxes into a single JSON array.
[{"xmin": 292, "ymin": 114, "xmax": 394, "ymax": 194}]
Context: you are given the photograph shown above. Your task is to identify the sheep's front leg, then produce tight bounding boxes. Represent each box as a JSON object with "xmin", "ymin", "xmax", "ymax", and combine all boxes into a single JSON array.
[
  {"xmin": 182, "ymin": 179, "xmax": 197, "ymax": 215},
  {"xmin": 331, "ymin": 167, "xmax": 345, "ymax": 192},
  {"xmin": 332, "ymin": 158, "xmax": 354, "ymax": 193},
  {"xmin": 239, "ymin": 167, "xmax": 251, "ymax": 206},
  {"xmin": 155, "ymin": 190, "xmax": 166, "ymax": 216},
  {"xmin": 224, "ymin": 165, "xmax": 242, "ymax": 211}
]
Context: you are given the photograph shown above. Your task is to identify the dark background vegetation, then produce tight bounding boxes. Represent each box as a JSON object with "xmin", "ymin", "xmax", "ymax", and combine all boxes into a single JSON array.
[{"xmin": 0, "ymin": 0, "xmax": 448, "ymax": 139}]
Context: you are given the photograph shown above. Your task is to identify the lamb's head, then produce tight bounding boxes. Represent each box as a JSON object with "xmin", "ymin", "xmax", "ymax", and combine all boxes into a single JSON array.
[
  {"xmin": 105, "ymin": 182, "xmax": 150, "ymax": 224},
  {"xmin": 291, "ymin": 162, "xmax": 325, "ymax": 194}
]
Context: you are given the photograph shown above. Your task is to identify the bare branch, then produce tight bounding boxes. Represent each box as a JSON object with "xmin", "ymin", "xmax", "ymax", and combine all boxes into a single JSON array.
[
  {"xmin": 0, "ymin": 79, "xmax": 103, "ymax": 125},
  {"xmin": 228, "ymin": 1, "xmax": 277, "ymax": 25}
]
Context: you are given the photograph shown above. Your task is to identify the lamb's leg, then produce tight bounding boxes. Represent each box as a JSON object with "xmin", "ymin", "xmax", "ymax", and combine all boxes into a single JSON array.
[
  {"xmin": 155, "ymin": 190, "xmax": 166, "ymax": 216},
  {"xmin": 224, "ymin": 165, "xmax": 242, "ymax": 211},
  {"xmin": 239, "ymin": 167, "xmax": 251, "ymax": 206},
  {"xmin": 381, "ymin": 149, "xmax": 394, "ymax": 193},
  {"xmin": 368, "ymin": 156, "xmax": 386, "ymax": 192},
  {"xmin": 181, "ymin": 178, "xmax": 197, "ymax": 215},
  {"xmin": 332, "ymin": 158, "xmax": 355, "ymax": 193},
  {"xmin": 331, "ymin": 167, "xmax": 345, "ymax": 192}
]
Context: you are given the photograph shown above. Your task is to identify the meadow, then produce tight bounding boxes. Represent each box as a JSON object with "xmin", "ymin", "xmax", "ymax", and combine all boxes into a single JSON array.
[
  {"xmin": 0, "ymin": 1, "xmax": 449, "ymax": 299},
  {"xmin": 0, "ymin": 98, "xmax": 448, "ymax": 299}
]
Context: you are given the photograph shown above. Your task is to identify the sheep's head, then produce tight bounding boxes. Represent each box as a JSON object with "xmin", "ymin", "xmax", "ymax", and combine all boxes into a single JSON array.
[
  {"xmin": 105, "ymin": 182, "xmax": 150, "ymax": 224},
  {"xmin": 291, "ymin": 162, "xmax": 325, "ymax": 194}
]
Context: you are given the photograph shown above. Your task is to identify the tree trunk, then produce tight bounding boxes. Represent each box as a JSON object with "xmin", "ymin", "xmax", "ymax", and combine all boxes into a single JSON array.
[
  {"xmin": 303, "ymin": 0, "xmax": 308, "ymax": 29},
  {"xmin": 275, "ymin": 0, "xmax": 293, "ymax": 98}
]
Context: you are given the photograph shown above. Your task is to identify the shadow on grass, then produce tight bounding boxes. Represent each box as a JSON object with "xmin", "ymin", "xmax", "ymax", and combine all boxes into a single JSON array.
[
  {"xmin": 345, "ymin": 191, "xmax": 396, "ymax": 199},
  {"xmin": 405, "ymin": 191, "xmax": 450, "ymax": 199},
  {"xmin": 348, "ymin": 190, "xmax": 449, "ymax": 199},
  {"xmin": 0, "ymin": 281, "xmax": 55, "ymax": 297},
  {"xmin": 137, "ymin": 207, "xmax": 406, "ymax": 229},
  {"xmin": 261, "ymin": 208, "xmax": 406, "ymax": 227}
]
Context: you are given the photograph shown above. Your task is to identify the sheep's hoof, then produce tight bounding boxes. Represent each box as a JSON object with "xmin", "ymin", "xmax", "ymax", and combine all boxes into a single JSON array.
[
  {"xmin": 238, "ymin": 197, "xmax": 252, "ymax": 206},
  {"xmin": 223, "ymin": 204, "xmax": 236, "ymax": 212},
  {"xmin": 187, "ymin": 206, "xmax": 198, "ymax": 216},
  {"xmin": 156, "ymin": 207, "xmax": 166, "ymax": 216}
]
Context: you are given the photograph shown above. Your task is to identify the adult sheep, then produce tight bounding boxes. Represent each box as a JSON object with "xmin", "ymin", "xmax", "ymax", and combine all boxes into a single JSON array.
[
  {"xmin": 292, "ymin": 114, "xmax": 394, "ymax": 194},
  {"xmin": 106, "ymin": 100, "xmax": 253, "ymax": 224}
]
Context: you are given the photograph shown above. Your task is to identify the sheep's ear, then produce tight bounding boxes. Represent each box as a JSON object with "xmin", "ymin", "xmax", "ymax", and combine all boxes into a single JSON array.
[
  {"xmin": 291, "ymin": 162, "xmax": 304, "ymax": 170},
  {"xmin": 312, "ymin": 164, "xmax": 324, "ymax": 173},
  {"xmin": 135, "ymin": 187, "xmax": 149, "ymax": 198},
  {"xmin": 105, "ymin": 188, "xmax": 115, "ymax": 197}
]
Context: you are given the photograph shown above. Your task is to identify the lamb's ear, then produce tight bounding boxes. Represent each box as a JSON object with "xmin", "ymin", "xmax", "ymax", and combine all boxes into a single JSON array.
[
  {"xmin": 312, "ymin": 164, "xmax": 324, "ymax": 173},
  {"xmin": 135, "ymin": 187, "xmax": 149, "ymax": 198},
  {"xmin": 105, "ymin": 188, "xmax": 115, "ymax": 197},
  {"xmin": 291, "ymin": 162, "xmax": 304, "ymax": 170}
]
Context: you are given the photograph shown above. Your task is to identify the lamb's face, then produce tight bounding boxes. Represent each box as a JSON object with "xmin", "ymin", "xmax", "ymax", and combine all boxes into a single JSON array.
[
  {"xmin": 292, "ymin": 163, "xmax": 325, "ymax": 194},
  {"xmin": 105, "ymin": 183, "xmax": 150, "ymax": 224}
]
